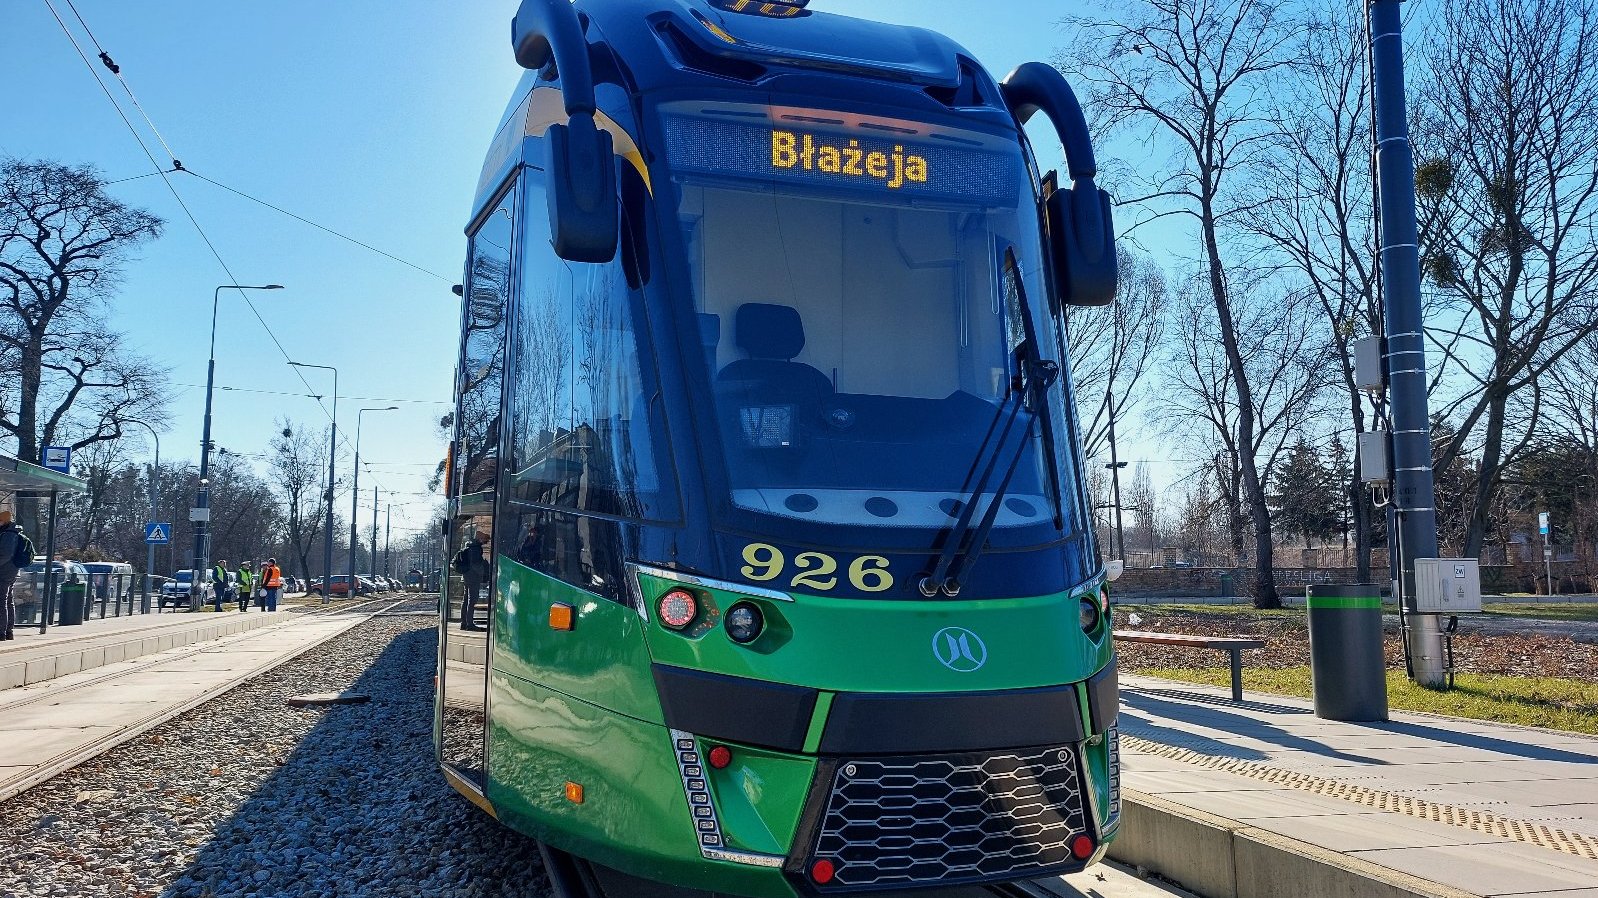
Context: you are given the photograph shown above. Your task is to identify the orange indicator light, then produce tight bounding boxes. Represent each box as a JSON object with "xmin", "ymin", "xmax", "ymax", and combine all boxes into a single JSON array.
[
  {"xmin": 549, "ymin": 602, "xmax": 574, "ymax": 631},
  {"xmin": 565, "ymin": 781, "xmax": 585, "ymax": 804}
]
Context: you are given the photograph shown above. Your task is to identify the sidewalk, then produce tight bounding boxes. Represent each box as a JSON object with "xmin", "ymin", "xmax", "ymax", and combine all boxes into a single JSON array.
[
  {"xmin": 0, "ymin": 607, "xmax": 373, "ymax": 802},
  {"xmin": 1116, "ymin": 673, "xmax": 1598, "ymax": 897}
]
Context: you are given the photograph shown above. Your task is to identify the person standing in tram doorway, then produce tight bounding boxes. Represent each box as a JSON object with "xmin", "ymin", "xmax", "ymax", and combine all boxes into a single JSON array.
[
  {"xmin": 456, "ymin": 530, "xmax": 487, "ymax": 632},
  {"xmin": 0, "ymin": 511, "xmax": 36, "ymax": 640},
  {"xmin": 260, "ymin": 558, "xmax": 283, "ymax": 611},
  {"xmin": 236, "ymin": 561, "xmax": 254, "ymax": 612}
]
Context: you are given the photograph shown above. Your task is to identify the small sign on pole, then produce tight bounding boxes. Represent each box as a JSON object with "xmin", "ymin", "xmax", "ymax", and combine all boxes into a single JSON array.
[
  {"xmin": 144, "ymin": 522, "xmax": 172, "ymax": 544},
  {"xmin": 1539, "ymin": 511, "xmax": 1550, "ymax": 536},
  {"xmin": 41, "ymin": 446, "xmax": 71, "ymax": 473}
]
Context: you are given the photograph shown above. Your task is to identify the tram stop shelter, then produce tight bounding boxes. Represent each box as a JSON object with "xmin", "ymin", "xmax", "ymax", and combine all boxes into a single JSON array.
[{"xmin": 0, "ymin": 453, "xmax": 87, "ymax": 634}]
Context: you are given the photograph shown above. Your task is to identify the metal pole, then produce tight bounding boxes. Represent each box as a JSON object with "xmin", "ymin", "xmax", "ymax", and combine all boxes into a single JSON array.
[
  {"xmin": 349, "ymin": 406, "xmax": 397, "ymax": 591},
  {"xmin": 195, "ymin": 284, "xmax": 281, "ymax": 612},
  {"xmin": 38, "ymin": 489, "xmax": 58, "ymax": 634},
  {"xmin": 290, "ymin": 361, "xmax": 337, "ymax": 604},
  {"xmin": 1106, "ymin": 388, "xmax": 1127, "ymax": 561},
  {"xmin": 127, "ymin": 419, "xmax": 160, "ymax": 615},
  {"xmin": 384, "ymin": 505, "xmax": 391, "ymax": 579},
  {"xmin": 349, "ymin": 423, "xmax": 362, "ymax": 591},
  {"xmin": 1369, "ymin": 0, "xmax": 1445, "ymax": 687},
  {"xmin": 370, "ymin": 484, "xmax": 378, "ymax": 588}
]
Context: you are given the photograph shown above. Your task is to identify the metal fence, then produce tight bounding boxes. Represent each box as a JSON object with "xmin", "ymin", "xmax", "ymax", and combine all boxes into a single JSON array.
[{"xmin": 13, "ymin": 571, "xmax": 144, "ymax": 627}]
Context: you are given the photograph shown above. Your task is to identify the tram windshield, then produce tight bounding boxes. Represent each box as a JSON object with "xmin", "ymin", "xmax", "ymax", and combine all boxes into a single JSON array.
[{"xmin": 665, "ymin": 104, "xmax": 1084, "ymax": 538}]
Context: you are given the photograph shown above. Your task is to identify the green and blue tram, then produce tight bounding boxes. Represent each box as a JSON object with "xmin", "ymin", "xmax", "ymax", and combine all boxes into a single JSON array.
[{"xmin": 436, "ymin": 1, "xmax": 1123, "ymax": 895}]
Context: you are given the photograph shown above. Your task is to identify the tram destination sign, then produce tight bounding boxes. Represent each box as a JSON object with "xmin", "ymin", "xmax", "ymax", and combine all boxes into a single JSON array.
[{"xmin": 664, "ymin": 115, "xmax": 1018, "ymax": 205}]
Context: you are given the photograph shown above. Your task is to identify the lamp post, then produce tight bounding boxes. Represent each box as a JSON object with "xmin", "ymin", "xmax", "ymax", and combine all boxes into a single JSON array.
[
  {"xmin": 124, "ymin": 418, "xmax": 161, "ymax": 614},
  {"xmin": 193, "ymin": 284, "xmax": 282, "ymax": 611},
  {"xmin": 290, "ymin": 361, "xmax": 338, "ymax": 604},
  {"xmin": 350, "ymin": 406, "xmax": 398, "ymax": 595},
  {"xmin": 370, "ymin": 484, "xmax": 379, "ymax": 589}
]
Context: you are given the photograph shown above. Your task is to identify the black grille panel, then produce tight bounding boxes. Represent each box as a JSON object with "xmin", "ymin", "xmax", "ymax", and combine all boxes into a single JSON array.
[{"xmin": 810, "ymin": 746, "xmax": 1088, "ymax": 889}]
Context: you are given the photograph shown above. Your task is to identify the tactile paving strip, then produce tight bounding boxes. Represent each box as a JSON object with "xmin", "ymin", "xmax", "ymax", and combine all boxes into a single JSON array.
[{"xmin": 1122, "ymin": 734, "xmax": 1598, "ymax": 861}]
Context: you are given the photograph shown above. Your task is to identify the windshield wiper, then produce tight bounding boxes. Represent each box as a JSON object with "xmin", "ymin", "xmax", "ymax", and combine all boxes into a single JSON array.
[{"xmin": 919, "ymin": 355, "xmax": 1059, "ymax": 597}]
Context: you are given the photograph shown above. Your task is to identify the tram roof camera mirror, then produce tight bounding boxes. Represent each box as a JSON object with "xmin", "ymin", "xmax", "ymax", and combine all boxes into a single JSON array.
[{"xmin": 547, "ymin": 114, "xmax": 619, "ymax": 264}]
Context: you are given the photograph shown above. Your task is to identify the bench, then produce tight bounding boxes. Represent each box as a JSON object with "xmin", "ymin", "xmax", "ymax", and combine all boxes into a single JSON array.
[{"xmin": 1112, "ymin": 631, "xmax": 1266, "ymax": 702}]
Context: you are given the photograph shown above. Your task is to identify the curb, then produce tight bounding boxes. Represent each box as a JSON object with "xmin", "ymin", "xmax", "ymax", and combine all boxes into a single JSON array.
[
  {"xmin": 0, "ymin": 612, "xmax": 292, "ymax": 690},
  {"xmin": 1109, "ymin": 789, "xmax": 1479, "ymax": 898}
]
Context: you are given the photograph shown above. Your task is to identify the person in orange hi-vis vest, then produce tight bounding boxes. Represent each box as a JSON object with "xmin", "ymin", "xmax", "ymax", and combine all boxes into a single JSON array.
[{"xmin": 260, "ymin": 558, "xmax": 284, "ymax": 612}]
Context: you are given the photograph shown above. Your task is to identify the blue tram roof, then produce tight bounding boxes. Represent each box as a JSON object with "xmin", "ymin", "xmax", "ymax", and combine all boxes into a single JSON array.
[{"xmin": 477, "ymin": 0, "xmax": 1017, "ymax": 222}]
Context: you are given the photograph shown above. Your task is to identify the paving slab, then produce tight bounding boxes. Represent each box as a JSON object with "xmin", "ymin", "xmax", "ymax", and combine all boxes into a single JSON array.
[{"xmin": 1119, "ymin": 673, "xmax": 1598, "ymax": 897}]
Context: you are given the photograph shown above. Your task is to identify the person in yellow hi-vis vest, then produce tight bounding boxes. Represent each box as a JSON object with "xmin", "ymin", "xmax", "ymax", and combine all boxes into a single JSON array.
[{"xmin": 236, "ymin": 561, "xmax": 254, "ymax": 612}]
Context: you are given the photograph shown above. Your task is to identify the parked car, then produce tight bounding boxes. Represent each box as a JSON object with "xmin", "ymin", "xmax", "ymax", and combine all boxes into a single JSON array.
[
  {"xmin": 281, "ymin": 576, "xmax": 302, "ymax": 593},
  {"xmin": 160, "ymin": 570, "xmax": 195, "ymax": 607},
  {"xmin": 81, "ymin": 561, "xmax": 136, "ymax": 609},
  {"xmin": 307, "ymin": 575, "xmax": 372, "ymax": 598}
]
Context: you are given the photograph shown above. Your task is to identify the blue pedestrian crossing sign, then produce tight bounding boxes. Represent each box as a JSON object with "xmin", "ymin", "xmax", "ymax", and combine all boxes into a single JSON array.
[{"xmin": 144, "ymin": 522, "xmax": 172, "ymax": 544}]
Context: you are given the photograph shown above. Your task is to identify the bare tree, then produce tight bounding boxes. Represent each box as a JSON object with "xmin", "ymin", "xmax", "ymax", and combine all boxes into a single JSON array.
[
  {"xmin": 269, "ymin": 418, "xmax": 329, "ymax": 581},
  {"xmin": 1247, "ymin": 4, "xmax": 1383, "ymax": 579},
  {"xmin": 0, "ymin": 158, "xmax": 168, "ymax": 461},
  {"xmin": 1065, "ymin": 246, "xmax": 1168, "ymax": 462},
  {"xmin": 1062, "ymin": 0, "xmax": 1301, "ymax": 606},
  {"xmin": 1414, "ymin": 0, "xmax": 1598, "ymax": 556},
  {"xmin": 1159, "ymin": 278, "xmax": 1332, "ymax": 581}
]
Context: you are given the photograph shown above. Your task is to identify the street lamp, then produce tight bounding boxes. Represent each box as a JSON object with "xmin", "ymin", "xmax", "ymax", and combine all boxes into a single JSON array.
[
  {"xmin": 193, "ymin": 283, "xmax": 282, "ymax": 611},
  {"xmin": 350, "ymin": 406, "xmax": 398, "ymax": 595},
  {"xmin": 124, "ymin": 418, "xmax": 161, "ymax": 614},
  {"xmin": 289, "ymin": 361, "xmax": 338, "ymax": 604}
]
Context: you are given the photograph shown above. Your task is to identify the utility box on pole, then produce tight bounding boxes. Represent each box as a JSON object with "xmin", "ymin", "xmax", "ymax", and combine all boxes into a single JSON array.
[
  {"xmin": 1352, "ymin": 336, "xmax": 1385, "ymax": 393},
  {"xmin": 1413, "ymin": 558, "xmax": 1482, "ymax": 614},
  {"xmin": 1358, "ymin": 431, "xmax": 1390, "ymax": 484}
]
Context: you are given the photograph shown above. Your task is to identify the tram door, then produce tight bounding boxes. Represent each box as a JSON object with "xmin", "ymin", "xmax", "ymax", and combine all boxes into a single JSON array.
[{"xmin": 441, "ymin": 182, "xmax": 515, "ymax": 786}]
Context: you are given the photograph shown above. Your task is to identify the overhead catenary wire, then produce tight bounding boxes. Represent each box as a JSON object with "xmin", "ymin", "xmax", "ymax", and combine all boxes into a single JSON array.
[
  {"xmin": 39, "ymin": 0, "xmax": 417, "ymax": 513},
  {"xmin": 62, "ymin": 0, "xmax": 451, "ymax": 284}
]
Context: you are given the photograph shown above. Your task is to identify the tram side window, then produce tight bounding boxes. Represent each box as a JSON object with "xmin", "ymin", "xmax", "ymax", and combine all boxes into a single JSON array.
[
  {"xmin": 508, "ymin": 173, "xmax": 675, "ymax": 525},
  {"xmin": 457, "ymin": 195, "xmax": 513, "ymax": 501}
]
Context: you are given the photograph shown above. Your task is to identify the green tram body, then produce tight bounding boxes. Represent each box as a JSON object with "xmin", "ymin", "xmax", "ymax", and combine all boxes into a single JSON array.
[{"xmin": 436, "ymin": 2, "xmax": 1123, "ymax": 896}]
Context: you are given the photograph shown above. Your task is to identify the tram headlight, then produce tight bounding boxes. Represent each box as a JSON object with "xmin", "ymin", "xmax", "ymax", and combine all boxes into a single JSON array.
[
  {"xmin": 1079, "ymin": 596, "xmax": 1101, "ymax": 633},
  {"xmin": 658, "ymin": 589, "xmax": 699, "ymax": 630},
  {"xmin": 724, "ymin": 601, "xmax": 765, "ymax": 644}
]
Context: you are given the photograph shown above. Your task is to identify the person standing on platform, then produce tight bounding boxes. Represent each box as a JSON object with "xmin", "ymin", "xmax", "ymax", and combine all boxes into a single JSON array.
[
  {"xmin": 0, "ymin": 512, "xmax": 35, "ymax": 640},
  {"xmin": 211, "ymin": 560, "xmax": 230, "ymax": 613},
  {"xmin": 236, "ymin": 561, "xmax": 254, "ymax": 612},
  {"xmin": 260, "ymin": 558, "xmax": 283, "ymax": 611}
]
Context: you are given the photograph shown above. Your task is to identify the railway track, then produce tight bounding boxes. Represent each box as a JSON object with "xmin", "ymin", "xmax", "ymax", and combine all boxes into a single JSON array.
[{"xmin": 0, "ymin": 595, "xmax": 418, "ymax": 804}]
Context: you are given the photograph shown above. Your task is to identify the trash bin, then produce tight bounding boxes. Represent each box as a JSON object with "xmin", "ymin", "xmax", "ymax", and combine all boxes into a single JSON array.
[
  {"xmin": 1307, "ymin": 583, "xmax": 1388, "ymax": 721},
  {"xmin": 58, "ymin": 581, "xmax": 87, "ymax": 626}
]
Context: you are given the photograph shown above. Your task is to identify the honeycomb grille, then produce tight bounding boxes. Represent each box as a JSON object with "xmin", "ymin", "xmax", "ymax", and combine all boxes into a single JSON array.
[{"xmin": 810, "ymin": 746, "xmax": 1088, "ymax": 889}]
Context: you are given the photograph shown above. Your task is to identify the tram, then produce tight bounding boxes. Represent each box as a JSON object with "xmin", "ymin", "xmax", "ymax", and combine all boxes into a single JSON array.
[{"xmin": 436, "ymin": 1, "xmax": 1123, "ymax": 896}]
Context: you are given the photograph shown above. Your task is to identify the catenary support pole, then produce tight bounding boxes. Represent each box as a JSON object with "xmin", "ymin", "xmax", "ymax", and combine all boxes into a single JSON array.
[{"xmin": 1369, "ymin": 0, "xmax": 1445, "ymax": 687}]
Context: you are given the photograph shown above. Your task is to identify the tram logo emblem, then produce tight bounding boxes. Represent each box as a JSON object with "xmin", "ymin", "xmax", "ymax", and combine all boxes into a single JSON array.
[{"xmin": 932, "ymin": 627, "xmax": 988, "ymax": 672}]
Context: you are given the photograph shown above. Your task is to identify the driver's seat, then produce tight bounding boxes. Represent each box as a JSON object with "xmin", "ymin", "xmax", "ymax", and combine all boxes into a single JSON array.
[{"xmin": 717, "ymin": 303, "xmax": 834, "ymax": 440}]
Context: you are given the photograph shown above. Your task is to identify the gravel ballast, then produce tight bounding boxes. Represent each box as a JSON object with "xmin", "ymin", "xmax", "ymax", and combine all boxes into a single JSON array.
[{"xmin": 0, "ymin": 612, "xmax": 550, "ymax": 898}]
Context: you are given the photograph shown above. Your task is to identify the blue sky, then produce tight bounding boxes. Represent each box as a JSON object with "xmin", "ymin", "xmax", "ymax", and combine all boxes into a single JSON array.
[{"xmin": 1, "ymin": 1, "xmax": 1081, "ymax": 540}]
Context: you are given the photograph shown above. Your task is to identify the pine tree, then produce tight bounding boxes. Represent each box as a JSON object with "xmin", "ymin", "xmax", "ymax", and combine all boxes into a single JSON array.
[{"xmin": 1269, "ymin": 441, "xmax": 1342, "ymax": 548}]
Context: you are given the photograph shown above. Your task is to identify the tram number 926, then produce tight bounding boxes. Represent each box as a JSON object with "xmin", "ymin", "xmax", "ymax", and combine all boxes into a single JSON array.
[{"xmin": 740, "ymin": 544, "xmax": 894, "ymax": 593}]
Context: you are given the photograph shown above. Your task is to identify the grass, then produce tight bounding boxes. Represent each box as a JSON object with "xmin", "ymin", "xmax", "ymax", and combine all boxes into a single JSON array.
[
  {"xmin": 1482, "ymin": 603, "xmax": 1598, "ymax": 622},
  {"xmin": 1140, "ymin": 665, "xmax": 1598, "ymax": 736}
]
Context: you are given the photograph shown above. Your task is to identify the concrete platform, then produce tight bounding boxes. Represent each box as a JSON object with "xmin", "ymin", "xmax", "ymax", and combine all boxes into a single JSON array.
[
  {"xmin": 0, "ymin": 608, "xmax": 293, "ymax": 690},
  {"xmin": 0, "ymin": 607, "xmax": 375, "ymax": 802},
  {"xmin": 1112, "ymin": 674, "xmax": 1598, "ymax": 897}
]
